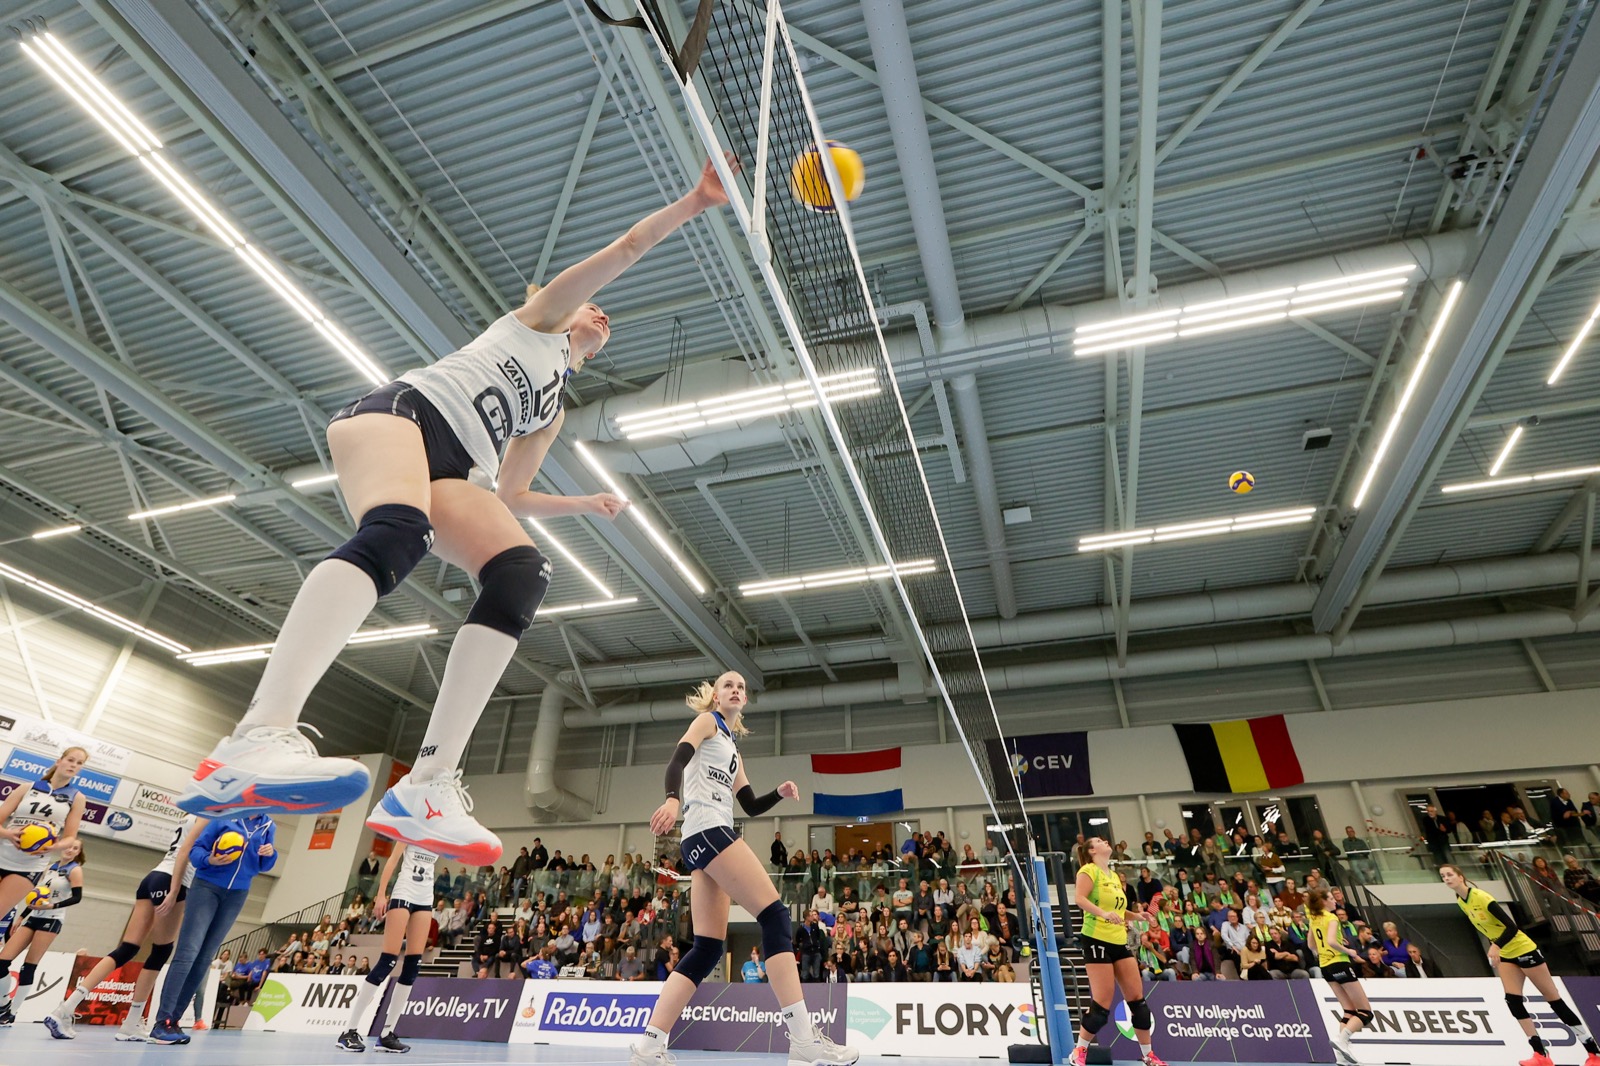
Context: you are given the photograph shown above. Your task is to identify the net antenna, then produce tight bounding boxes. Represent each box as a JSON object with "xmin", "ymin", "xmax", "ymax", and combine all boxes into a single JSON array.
[{"xmin": 615, "ymin": 0, "xmax": 1034, "ymax": 891}]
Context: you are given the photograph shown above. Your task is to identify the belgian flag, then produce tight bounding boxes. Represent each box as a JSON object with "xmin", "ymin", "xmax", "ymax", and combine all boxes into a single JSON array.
[{"xmin": 1173, "ymin": 714, "xmax": 1305, "ymax": 793}]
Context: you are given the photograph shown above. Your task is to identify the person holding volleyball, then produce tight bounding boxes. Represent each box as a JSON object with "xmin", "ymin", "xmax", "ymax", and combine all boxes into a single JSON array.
[
  {"xmin": 1441, "ymin": 864, "xmax": 1600, "ymax": 1066},
  {"xmin": 149, "ymin": 815, "xmax": 276, "ymax": 1046}
]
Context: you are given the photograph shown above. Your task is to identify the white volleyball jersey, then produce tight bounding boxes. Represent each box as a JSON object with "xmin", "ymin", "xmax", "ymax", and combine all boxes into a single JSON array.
[
  {"xmin": 392, "ymin": 845, "xmax": 439, "ymax": 907},
  {"xmin": 30, "ymin": 861, "xmax": 78, "ymax": 915},
  {"xmin": 397, "ymin": 313, "xmax": 571, "ymax": 479},
  {"xmin": 153, "ymin": 814, "xmax": 200, "ymax": 888},
  {"xmin": 680, "ymin": 713, "xmax": 740, "ymax": 839},
  {"xmin": 0, "ymin": 780, "xmax": 77, "ymax": 875}
]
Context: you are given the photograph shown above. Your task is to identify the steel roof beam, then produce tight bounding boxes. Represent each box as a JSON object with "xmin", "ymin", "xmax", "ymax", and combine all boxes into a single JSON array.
[
  {"xmin": 83, "ymin": 0, "xmax": 761, "ymax": 687},
  {"xmin": 1312, "ymin": 12, "xmax": 1600, "ymax": 633}
]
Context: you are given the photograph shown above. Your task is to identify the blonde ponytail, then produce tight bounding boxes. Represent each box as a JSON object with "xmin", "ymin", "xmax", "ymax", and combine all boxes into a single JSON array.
[{"xmin": 685, "ymin": 676, "xmax": 750, "ymax": 736}]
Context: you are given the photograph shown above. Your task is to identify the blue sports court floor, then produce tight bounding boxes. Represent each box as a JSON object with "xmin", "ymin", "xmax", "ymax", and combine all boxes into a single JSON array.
[{"xmin": 0, "ymin": 1026, "xmax": 1317, "ymax": 1066}]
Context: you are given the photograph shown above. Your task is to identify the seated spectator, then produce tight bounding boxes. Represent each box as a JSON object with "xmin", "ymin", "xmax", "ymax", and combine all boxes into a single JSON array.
[
  {"xmin": 1358, "ymin": 945, "xmax": 1394, "ymax": 980},
  {"xmin": 1531, "ymin": 856, "xmax": 1562, "ymax": 889},
  {"xmin": 617, "ymin": 945, "xmax": 647, "ymax": 981},
  {"xmin": 525, "ymin": 945, "xmax": 558, "ymax": 980},
  {"xmin": 1190, "ymin": 927, "xmax": 1219, "ymax": 981},
  {"xmin": 1277, "ymin": 879, "xmax": 1305, "ymax": 913},
  {"xmin": 1137, "ymin": 931, "xmax": 1175, "ymax": 982},
  {"xmin": 1379, "ymin": 922, "xmax": 1410, "ymax": 970},
  {"xmin": 1565, "ymin": 855, "xmax": 1600, "ymax": 904},
  {"xmin": 655, "ymin": 942, "xmax": 679, "ymax": 982},
  {"xmin": 812, "ymin": 883, "xmax": 835, "ymax": 918},
  {"xmin": 980, "ymin": 943, "xmax": 1006, "ymax": 983},
  {"xmin": 932, "ymin": 942, "xmax": 955, "ymax": 982},
  {"xmin": 327, "ymin": 953, "xmax": 345, "ymax": 975},
  {"xmin": 1239, "ymin": 934, "xmax": 1271, "ymax": 981},
  {"xmin": 956, "ymin": 932, "xmax": 984, "ymax": 982},
  {"xmin": 892, "ymin": 878, "xmax": 915, "ymax": 922},
  {"xmin": 1267, "ymin": 928, "xmax": 1309, "ymax": 979},
  {"xmin": 907, "ymin": 933, "xmax": 933, "ymax": 982},
  {"xmin": 1403, "ymin": 943, "xmax": 1440, "ymax": 978},
  {"xmin": 1135, "ymin": 868, "xmax": 1163, "ymax": 906}
]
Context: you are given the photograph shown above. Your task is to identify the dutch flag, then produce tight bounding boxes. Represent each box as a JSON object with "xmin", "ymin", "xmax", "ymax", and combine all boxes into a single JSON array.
[{"xmin": 811, "ymin": 748, "xmax": 904, "ymax": 818}]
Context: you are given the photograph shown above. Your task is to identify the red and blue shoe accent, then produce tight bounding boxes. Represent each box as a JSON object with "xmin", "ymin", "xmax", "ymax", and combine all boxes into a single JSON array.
[{"xmin": 177, "ymin": 725, "xmax": 372, "ymax": 818}]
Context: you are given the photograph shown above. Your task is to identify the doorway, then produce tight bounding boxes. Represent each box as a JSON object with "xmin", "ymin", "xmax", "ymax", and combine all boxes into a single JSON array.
[{"xmin": 833, "ymin": 821, "xmax": 895, "ymax": 858}]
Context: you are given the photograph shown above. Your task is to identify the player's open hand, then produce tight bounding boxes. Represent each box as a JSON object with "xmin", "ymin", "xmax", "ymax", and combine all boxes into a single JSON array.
[{"xmin": 693, "ymin": 154, "xmax": 739, "ymax": 209}]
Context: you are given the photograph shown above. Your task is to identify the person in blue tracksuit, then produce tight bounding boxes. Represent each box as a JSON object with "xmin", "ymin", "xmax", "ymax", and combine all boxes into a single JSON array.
[{"xmin": 148, "ymin": 815, "xmax": 276, "ymax": 1045}]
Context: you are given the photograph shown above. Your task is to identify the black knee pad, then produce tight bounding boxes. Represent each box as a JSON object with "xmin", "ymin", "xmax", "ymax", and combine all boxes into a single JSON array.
[
  {"xmin": 145, "ymin": 941, "xmax": 173, "ymax": 972},
  {"xmin": 366, "ymin": 952, "xmax": 398, "ymax": 985},
  {"xmin": 756, "ymin": 900, "xmax": 793, "ymax": 960},
  {"xmin": 108, "ymin": 941, "xmax": 141, "ymax": 969},
  {"xmin": 327, "ymin": 504, "xmax": 433, "ymax": 596},
  {"xmin": 1353, "ymin": 1010, "xmax": 1374, "ymax": 1026},
  {"xmin": 399, "ymin": 954, "xmax": 422, "ymax": 985},
  {"xmin": 1507, "ymin": 994, "xmax": 1530, "ymax": 1020},
  {"xmin": 1081, "ymin": 1001, "xmax": 1111, "ymax": 1035},
  {"xmin": 1128, "ymin": 997, "xmax": 1152, "ymax": 1031},
  {"xmin": 465, "ymin": 546, "xmax": 551, "ymax": 637},
  {"xmin": 675, "ymin": 935, "xmax": 723, "ymax": 986},
  {"xmin": 16, "ymin": 963, "xmax": 36, "ymax": 988}
]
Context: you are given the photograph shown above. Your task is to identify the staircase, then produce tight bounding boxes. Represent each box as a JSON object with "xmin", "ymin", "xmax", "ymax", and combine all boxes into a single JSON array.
[
  {"xmin": 420, "ymin": 905, "xmax": 517, "ymax": 978},
  {"xmin": 1495, "ymin": 853, "xmax": 1600, "ymax": 970}
]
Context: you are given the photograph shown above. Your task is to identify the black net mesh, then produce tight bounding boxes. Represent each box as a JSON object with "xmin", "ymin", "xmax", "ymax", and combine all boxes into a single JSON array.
[{"xmin": 643, "ymin": 0, "xmax": 1031, "ymax": 877}]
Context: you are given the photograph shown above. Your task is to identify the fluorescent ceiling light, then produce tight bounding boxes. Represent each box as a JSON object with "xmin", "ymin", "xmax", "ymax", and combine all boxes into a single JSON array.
[
  {"xmin": 539, "ymin": 596, "xmax": 640, "ymax": 617},
  {"xmin": 526, "ymin": 518, "xmax": 616, "ymax": 599},
  {"xmin": 1547, "ymin": 293, "xmax": 1600, "ymax": 384},
  {"xmin": 178, "ymin": 623, "xmax": 437, "ymax": 666},
  {"xmin": 1488, "ymin": 425, "xmax": 1524, "ymax": 478},
  {"xmin": 573, "ymin": 442, "xmax": 707, "ymax": 595},
  {"xmin": 613, "ymin": 369, "xmax": 880, "ymax": 440},
  {"xmin": 128, "ymin": 494, "xmax": 237, "ymax": 522},
  {"xmin": 1441, "ymin": 463, "xmax": 1600, "ymax": 495},
  {"xmin": 0, "ymin": 559, "xmax": 189, "ymax": 654},
  {"xmin": 739, "ymin": 559, "xmax": 937, "ymax": 597},
  {"xmin": 1077, "ymin": 508, "xmax": 1316, "ymax": 553},
  {"xmin": 31, "ymin": 525, "xmax": 83, "ymax": 540},
  {"xmin": 1352, "ymin": 279, "xmax": 1464, "ymax": 508},
  {"xmin": 290, "ymin": 472, "xmax": 339, "ymax": 489},
  {"xmin": 22, "ymin": 32, "xmax": 388, "ymax": 387},
  {"xmin": 1073, "ymin": 265, "xmax": 1416, "ymax": 357}
]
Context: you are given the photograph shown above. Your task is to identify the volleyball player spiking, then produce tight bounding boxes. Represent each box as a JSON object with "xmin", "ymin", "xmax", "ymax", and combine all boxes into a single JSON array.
[
  {"xmin": 177, "ymin": 158, "xmax": 739, "ymax": 865},
  {"xmin": 1442, "ymin": 864, "xmax": 1600, "ymax": 1066}
]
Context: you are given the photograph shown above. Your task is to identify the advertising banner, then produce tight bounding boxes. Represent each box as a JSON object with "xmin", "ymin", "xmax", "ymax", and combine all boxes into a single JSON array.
[
  {"xmin": 1102, "ymin": 978, "xmax": 1328, "ymax": 1063},
  {"xmin": 1312, "ymin": 977, "xmax": 1591, "ymax": 1065},
  {"xmin": 510, "ymin": 979, "xmax": 660, "ymax": 1047},
  {"xmin": 9, "ymin": 951, "xmax": 76, "ymax": 1025},
  {"xmin": 309, "ymin": 812, "xmax": 340, "ymax": 851},
  {"xmin": 117, "ymin": 781, "xmax": 188, "ymax": 822},
  {"xmin": 87, "ymin": 804, "xmax": 184, "ymax": 850},
  {"xmin": 671, "ymin": 981, "xmax": 846, "ymax": 1053},
  {"xmin": 68, "ymin": 956, "xmax": 141, "ymax": 1030},
  {"xmin": 0, "ymin": 712, "xmax": 133, "ymax": 774},
  {"xmin": 245, "ymin": 973, "xmax": 370, "ymax": 1033},
  {"xmin": 845, "ymin": 982, "xmax": 1043, "ymax": 1059},
  {"xmin": 985, "ymin": 731, "xmax": 1093, "ymax": 798},
  {"xmin": 1, "ymin": 747, "xmax": 121, "ymax": 804},
  {"xmin": 390, "ymin": 977, "xmax": 518, "ymax": 1043}
]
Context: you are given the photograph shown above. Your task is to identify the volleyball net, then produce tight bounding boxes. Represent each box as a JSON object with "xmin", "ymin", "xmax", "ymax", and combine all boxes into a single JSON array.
[{"xmin": 612, "ymin": 0, "xmax": 1034, "ymax": 889}]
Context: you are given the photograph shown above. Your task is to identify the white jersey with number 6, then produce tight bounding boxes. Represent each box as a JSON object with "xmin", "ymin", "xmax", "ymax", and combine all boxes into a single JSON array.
[{"xmin": 680, "ymin": 713, "xmax": 739, "ymax": 839}]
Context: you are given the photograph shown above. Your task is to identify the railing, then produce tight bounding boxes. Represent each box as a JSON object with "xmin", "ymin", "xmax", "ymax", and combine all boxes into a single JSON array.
[
  {"xmin": 1327, "ymin": 856, "xmax": 1462, "ymax": 976},
  {"xmin": 774, "ymin": 858, "xmax": 1014, "ymax": 917},
  {"xmin": 218, "ymin": 882, "xmax": 364, "ymax": 964},
  {"xmin": 1494, "ymin": 852, "xmax": 1600, "ymax": 969}
]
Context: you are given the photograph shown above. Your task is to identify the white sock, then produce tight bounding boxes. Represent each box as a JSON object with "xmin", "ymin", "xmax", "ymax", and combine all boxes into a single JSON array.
[
  {"xmin": 347, "ymin": 977, "xmax": 383, "ymax": 1031},
  {"xmin": 383, "ymin": 980, "xmax": 414, "ymax": 1032},
  {"xmin": 781, "ymin": 1001, "xmax": 817, "ymax": 1041},
  {"xmin": 64, "ymin": 983, "xmax": 88, "ymax": 1012},
  {"xmin": 237, "ymin": 559, "xmax": 379, "ymax": 732},
  {"xmin": 0, "ymin": 971, "xmax": 14, "ymax": 1000},
  {"xmin": 411, "ymin": 624, "xmax": 517, "ymax": 780},
  {"xmin": 1077, "ymin": 1035, "xmax": 1092, "ymax": 1049},
  {"xmin": 636, "ymin": 1024, "xmax": 669, "ymax": 1052},
  {"xmin": 1336, "ymin": 1027, "xmax": 1352, "ymax": 1045},
  {"xmin": 121, "ymin": 999, "xmax": 146, "ymax": 1029}
]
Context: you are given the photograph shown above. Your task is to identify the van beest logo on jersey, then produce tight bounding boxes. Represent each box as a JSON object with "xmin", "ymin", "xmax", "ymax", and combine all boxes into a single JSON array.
[
  {"xmin": 984, "ymin": 731, "xmax": 1092, "ymax": 798},
  {"xmin": 538, "ymin": 992, "xmax": 655, "ymax": 1032},
  {"xmin": 497, "ymin": 358, "xmax": 533, "ymax": 426}
]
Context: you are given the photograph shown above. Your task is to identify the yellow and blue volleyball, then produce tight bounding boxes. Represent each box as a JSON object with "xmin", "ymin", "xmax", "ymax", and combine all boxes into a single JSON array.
[
  {"xmin": 22, "ymin": 883, "xmax": 50, "ymax": 908},
  {"xmin": 210, "ymin": 830, "xmax": 246, "ymax": 865},
  {"xmin": 790, "ymin": 141, "xmax": 865, "ymax": 213},
  {"xmin": 1229, "ymin": 470, "xmax": 1256, "ymax": 494},
  {"xmin": 17, "ymin": 823, "xmax": 56, "ymax": 854}
]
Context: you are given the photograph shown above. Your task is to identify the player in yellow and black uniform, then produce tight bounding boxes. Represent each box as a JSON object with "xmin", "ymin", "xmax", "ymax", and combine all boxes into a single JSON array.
[
  {"xmin": 1442, "ymin": 864, "xmax": 1600, "ymax": 1066},
  {"xmin": 1307, "ymin": 888, "xmax": 1370, "ymax": 1065},
  {"xmin": 1072, "ymin": 837, "xmax": 1165, "ymax": 1066}
]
